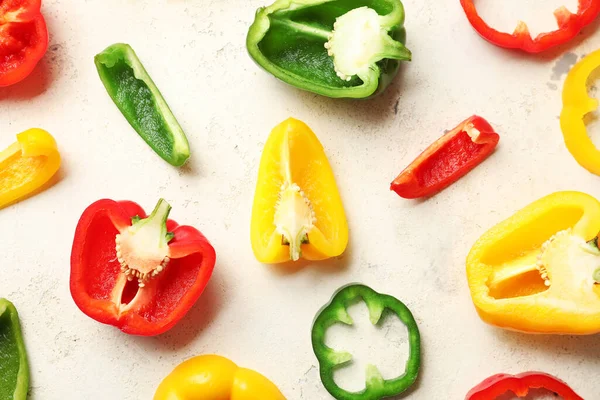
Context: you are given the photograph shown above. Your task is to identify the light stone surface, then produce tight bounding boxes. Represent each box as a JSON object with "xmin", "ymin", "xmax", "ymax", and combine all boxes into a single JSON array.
[{"xmin": 1, "ymin": 0, "xmax": 599, "ymax": 399}]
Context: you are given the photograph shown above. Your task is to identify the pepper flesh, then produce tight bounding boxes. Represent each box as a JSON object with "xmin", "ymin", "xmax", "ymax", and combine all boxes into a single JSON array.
[
  {"xmin": 311, "ymin": 284, "xmax": 420, "ymax": 400},
  {"xmin": 460, "ymin": 0, "xmax": 600, "ymax": 53},
  {"xmin": 466, "ymin": 371, "xmax": 583, "ymax": 400},
  {"xmin": 0, "ymin": 299, "xmax": 29, "ymax": 400},
  {"xmin": 0, "ymin": 0, "xmax": 48, "ymax": 87},
  {"xmin": 246, "ymin": 0, "xmax": 411, "ymax": 98},
  {"xmin": 153, "ymin": 354, "xmax": 286, "ymax": 400},
  {"xmin": 560, "ymin": 48, "xmax": 600, "ymax": 176},
  {"xmin": 0, "ymin": 128, "xmax": 61, "ymax": 210},
  {"xmin": 70, "ymin": 198, "xmax": 216, "ymax": 336},
  {"xmin": 94, "ymin": 43, "xmax": 190, "ymax": 167},
  {"xmin": 391, "ymin": 116, "xmax": 499, "ymax": 199},
  {"xmin": 466, "ymin": 191, "xmax": 600, "ymax": 334},
  {"xmin": 250, "ymin": 118, "xmax": 348, "ymax": 263}
]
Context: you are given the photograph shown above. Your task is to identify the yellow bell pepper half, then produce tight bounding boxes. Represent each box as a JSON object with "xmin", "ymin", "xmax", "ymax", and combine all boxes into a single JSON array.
[
  {"xmin": 560, "ymin": 48, "xmax": 600, "ymax": 176},
  {"xmin": 153, "ymin": 355, "xmax": 286, "ymax": 400},
  {"xmin": 466, "ymin": 191, "xmax": 600, "ymax": 335},
  {"xmin": 0, "ymin": 129, "xmax": 61, "ymax": 210},
  {"xmin": 250, "ymin": 118, "xmax": 348, "ymax": 263}
]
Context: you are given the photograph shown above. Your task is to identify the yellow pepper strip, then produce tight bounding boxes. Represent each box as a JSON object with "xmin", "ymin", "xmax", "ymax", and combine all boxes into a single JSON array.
[
  {"xmin": 250, "ymin": 118, "xmax": 348, "ymax": 263},
  {"xmin": 466, "ymin": 191, "xmax": 600, "ymax": 335},
  {"xmin": 0, "ymin": 129, "xmax": 61, "ymax": 210},
  {"xmin": 560, "ymin": 48, "xmax": 600, "ymax": 176},
  {"xmin": 153, "ymin": 355, "xmax": 286, "ymax": 400}
]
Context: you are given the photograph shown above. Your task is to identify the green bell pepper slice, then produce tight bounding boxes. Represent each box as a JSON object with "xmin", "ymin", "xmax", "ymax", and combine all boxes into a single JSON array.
[
  {"xmin": 311, "ymin": 284, "xmax": 421, "ymax": 400},
  {"xmin": 0, "ymin": 299, "xmax": 29, "ymax": 400},
  {"xmin": 246, "ymin": 0, "xmax": 411, "ymax": 99},
  {"xmin": 94, "ymin": 43, "xmax": 191, "ymax": 167}
]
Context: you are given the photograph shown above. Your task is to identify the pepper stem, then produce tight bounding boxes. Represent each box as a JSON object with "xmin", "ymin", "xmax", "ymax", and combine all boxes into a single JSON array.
[
  {"xmin": 325, "ymin": 7, "xmax": 411, "ymax": 81},
  {"xmin": 586, "ymin": 236, "xmax": 600, "ymax": 284},
  {"xmin": 116, "ymin": 199, "xmax": 174, "ymax": 287},
  {"xmin": 274, "ymin": 183, "xmax": 315, "ymax": 261},
  {"xmin": 378, "ymin": 34, "xmax": 412, "ymax": 61},
  {"xmin": 140, "ymin": 198, "xmax": 172, "ymax": 238}
]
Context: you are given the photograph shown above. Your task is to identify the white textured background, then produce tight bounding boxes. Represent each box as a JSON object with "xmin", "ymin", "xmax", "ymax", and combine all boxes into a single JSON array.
[{"xmin": 1, "ymin": 0, "xmax": 599, "ymax": 399}]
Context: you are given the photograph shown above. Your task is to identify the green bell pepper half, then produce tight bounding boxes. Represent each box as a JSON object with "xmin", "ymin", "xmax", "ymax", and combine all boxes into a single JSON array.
[
  {"xmin": 94, "ymin": 43, "xmax": 191, "ymax": 167},
  {"xmin": 246, "ymin": 0, "xmax": 411, "ymax": 99},
  {"xmin": 311, "ymin": 284, "xmax": 420, "ymax": 400},
  {"xmin": 0, "ymin": 299, "xmax": 29, "ymax": 400}
]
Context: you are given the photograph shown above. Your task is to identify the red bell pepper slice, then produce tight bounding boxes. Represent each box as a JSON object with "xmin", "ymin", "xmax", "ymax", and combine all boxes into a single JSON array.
[
  {"xmin": 0, "ymin": 0, "xmax": 48, "ymax": 87},
  {"xmin": 460, "ymin": 0, "xmax": 600, "ymax": 53},
  {"xmin": 466, "ymin": 371, "xmax": 583, "ymax": 400},
  {"xmin": 70, "ymin": 198, "xmax": 216, "ymax": 336},
  {"xmin": 390, "ymin": 115, "xmax": 499, "ymax": 199}
]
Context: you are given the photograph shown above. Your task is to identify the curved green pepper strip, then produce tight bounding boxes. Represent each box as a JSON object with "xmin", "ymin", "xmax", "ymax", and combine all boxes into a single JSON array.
[
  {"xmin": 0, "ymin": 299, "xmax": 29, "ymax": 400},
  {"xmin": 311, "ymin": 284, "xmax": 421, "ymax": 400},
  {"xmin": 94, "ymin": 43, "xmax": 191, "ymax": 167},
  {"xmin": 246, "ymin": 0, "xmax": 411, "ymax": 99}
]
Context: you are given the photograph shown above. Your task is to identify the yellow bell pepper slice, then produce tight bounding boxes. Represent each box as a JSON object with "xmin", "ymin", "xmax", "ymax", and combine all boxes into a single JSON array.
[
  {"xmin": 250, "ymin": 118, "xmax": 348, "ymax": 263},
  {"xmin": 153, "ymin": 354, "xmax": 286, "ymax": 400},
  {"xmin": 560, "ymin": 48, "xmax": 600, "ymax": 176},
  {"xmin": 466, "ymin": 191, "xmax": 600, "ymax": 335},
  {"xmin": 0, "ymin": 129, "xmax": 61, "ymax": 210}
]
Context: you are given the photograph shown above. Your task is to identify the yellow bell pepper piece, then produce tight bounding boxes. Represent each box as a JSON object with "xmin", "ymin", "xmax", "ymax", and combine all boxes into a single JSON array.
[
  {"xmin": 560, "ymin": 48, "xmax": 600, "ymax": 176},
  {"xmin": 0, "ymin": 129, "xmax": 61, "ymax": 210},
  {"xmin": 250, "ymin": 118, "xmax": 348, "ymax": 263},
  {"xmin": 153, "ymin": 354, "xmax": 286, "ymax": 400},
  {"xmin": 466, "ymin": 191, "xmax": 600, "ymax": 334}
]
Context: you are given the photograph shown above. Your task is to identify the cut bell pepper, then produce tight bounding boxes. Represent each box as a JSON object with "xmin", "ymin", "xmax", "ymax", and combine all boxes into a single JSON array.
[
  {"xmin": 0, "ymin": 299, "xmax": 30, "ymax": 400},
  {"xmin": 153, "ymin": 354, "xmax": 286, "ymax": 400},
  {"xmin": 391, "ymin": 116, "xmax": 499, "ymax": 199},
  {"xmin": 466, "ymin": 191, "xmax": 600, "ymax": 334},
  {"xmin": 250, "ymin": 118, "xmax": 348, "ymax": 263},
  {"xmin": 560, "ymin": 48, "xmax": 600, "ymax": 176},
  {"xmin": 460, "ymin": 0, "xmax": 600, "ymax": 53},
  {"xmin": 0, "ymin": 128, "xmax": 61, "ymax": 210},
  {"xmin": 70, "ymin": 198, "xmax": 216, "ymax": 336},
  {"xmin": 0, "ymin": 0, "xmax": 48, "ymax": 87},
  {"xmin": 94, "ymin": 43, "xmax": 191, "ymax": 167},
  {"xmin": 311, "ymin": 284, "xmax": 420, "ymax": 400},
  {"xmin": 246, "ymin": 0, "xmax": 411, "ymax": 98},
  {"xmin": 466, "ymin": 371, "xmax": 583, "ymax": 400}
]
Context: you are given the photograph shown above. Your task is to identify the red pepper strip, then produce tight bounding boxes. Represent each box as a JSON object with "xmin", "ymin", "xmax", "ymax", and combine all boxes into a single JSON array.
[
  {"xmin": 70, "ymin": 199, "xmax": 216, "ymax": 336},
  {"xmin": 390, "ymin": 115, "xmax": 499, "ymax": 199},
  {"xmin": 466, "ymin": 371, "xmax": 584, "ymax": 400},
  {"xmin": 460, "ymin": 0, "xmax": 600, "ymax": 53},
  {"xmin": 0, "ymin": 0, "xmax": 48, "ymax": 87}
]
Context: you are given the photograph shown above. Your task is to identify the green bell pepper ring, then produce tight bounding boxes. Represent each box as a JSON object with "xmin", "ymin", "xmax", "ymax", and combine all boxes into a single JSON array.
[
  {"xmin": 94, "ymin": 43, "xmax": 191, "ymax": 167},
  {"xmin": 0, "ymin": 299, "xmax": 29, "ymax": 400},
  {"xmin": 246, "ymin": 0, "xmax": 411, "ymax": 99},
  {"xmin": 311, "ymin": 284, "xmax": 421, "ymax": 400}
]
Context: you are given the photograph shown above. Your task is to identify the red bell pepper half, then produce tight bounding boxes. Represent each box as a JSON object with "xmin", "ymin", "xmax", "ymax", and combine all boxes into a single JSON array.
[
  {"xmin": 466, "ymin": 371, "xmax": 583, "ymax": 400},
  {"xmin": 0, "ymin": 0, "xmax": 48, "ymax": 87},
  {"xmin": 70, "ymin": 198, "xmax": 216, "ymax": 336},
  {"xmin": 390, "ymin": 115, "xmax": 499, "ymax": 199},
  {"xmin": 460, "ymin": 0, "xmax": 600, "ymax": 53}
]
